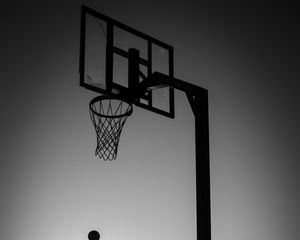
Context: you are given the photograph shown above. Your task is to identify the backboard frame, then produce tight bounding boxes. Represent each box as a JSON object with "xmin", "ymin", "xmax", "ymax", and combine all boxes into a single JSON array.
[{"xmin": 79, "ymin": 5, "xmax": 175, "ymax": 118}]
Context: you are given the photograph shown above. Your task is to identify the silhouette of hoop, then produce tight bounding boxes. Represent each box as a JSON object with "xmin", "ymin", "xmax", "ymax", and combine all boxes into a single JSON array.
[{"xmin": 89, "ymin": 96, "xmax": 133, "ymax": 161}]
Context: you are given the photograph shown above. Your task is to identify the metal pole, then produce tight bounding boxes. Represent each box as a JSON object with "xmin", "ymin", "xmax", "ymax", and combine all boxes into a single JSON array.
[
  {"xmin": 194, "ymin": 92, "xmax": 211, "ymax": 240},
  {"xmin": 137, "ymin": 73, "xmax": 212, "ymax": 240}
]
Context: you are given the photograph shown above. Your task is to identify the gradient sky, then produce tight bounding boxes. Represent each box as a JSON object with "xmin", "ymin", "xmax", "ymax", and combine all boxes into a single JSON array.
[{"xmin": 1, "ymin": 1, "xmax": 299, "ymax": 240}]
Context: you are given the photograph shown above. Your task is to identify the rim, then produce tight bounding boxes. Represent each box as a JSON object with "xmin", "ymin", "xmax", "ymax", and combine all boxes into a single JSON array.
[{"xmin": 89, "ymin": 95, "xmax": 133, "ymax": 118}]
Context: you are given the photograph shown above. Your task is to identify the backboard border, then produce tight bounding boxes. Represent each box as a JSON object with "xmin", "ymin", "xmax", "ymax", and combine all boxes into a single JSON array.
[{"xmin": 79, "ymin": 5, "xmax": 174, "ymax": 118}]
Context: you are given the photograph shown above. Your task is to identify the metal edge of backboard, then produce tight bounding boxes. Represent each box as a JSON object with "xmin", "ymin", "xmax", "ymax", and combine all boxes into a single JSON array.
[{"xmin": 80, "ymin": 5, "xmax": 175, "ymax": 119}]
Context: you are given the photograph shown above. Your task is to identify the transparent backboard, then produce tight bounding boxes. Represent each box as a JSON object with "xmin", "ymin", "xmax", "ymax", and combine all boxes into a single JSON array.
[{"xmin": 79, "ymin": 6, "xmax": 174, "ymax": 118}]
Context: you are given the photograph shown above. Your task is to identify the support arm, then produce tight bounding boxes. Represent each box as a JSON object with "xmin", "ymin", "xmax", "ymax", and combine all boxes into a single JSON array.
[{"xmin": 136, "ymin": 72, "xmax": 208, "ymax": 97}]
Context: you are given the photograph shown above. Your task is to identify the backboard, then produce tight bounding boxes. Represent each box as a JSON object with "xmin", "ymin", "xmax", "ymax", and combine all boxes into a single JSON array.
[{"xmin": 79, "ymin": 5, "xmax": 174, "ymax": 118}]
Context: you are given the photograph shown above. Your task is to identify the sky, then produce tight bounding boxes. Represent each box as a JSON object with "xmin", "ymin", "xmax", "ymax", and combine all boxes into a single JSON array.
[{"xmin": 1, "ymin": 1, "xmax": 299, "ymax": 240}]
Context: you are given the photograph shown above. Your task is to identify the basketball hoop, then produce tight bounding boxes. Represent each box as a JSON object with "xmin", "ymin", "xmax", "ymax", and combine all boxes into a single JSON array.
[{"xmin": 89, "ymin": 96, "xmax": 133, "ymax": 161}]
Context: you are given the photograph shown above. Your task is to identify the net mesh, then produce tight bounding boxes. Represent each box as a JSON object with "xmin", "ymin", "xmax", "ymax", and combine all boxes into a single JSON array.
[{"xmin": 89, "ymin": 96, "xmax": 133, "ymax": 161}]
